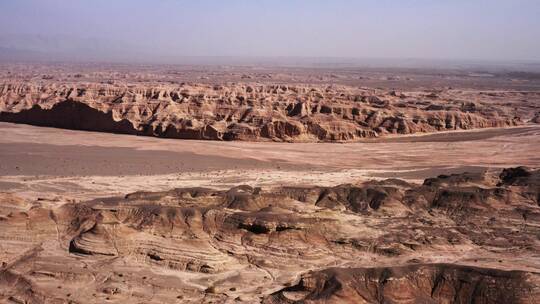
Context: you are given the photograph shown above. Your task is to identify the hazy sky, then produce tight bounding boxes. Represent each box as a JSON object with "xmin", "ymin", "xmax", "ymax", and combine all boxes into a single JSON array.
[{"xmin": 1, "ymin": 0, "xmax": 540, "ymax": 62}]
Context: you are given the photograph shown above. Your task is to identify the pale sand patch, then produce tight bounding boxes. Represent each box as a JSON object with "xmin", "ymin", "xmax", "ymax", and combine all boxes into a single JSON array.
[{"xmin": 1, "ymin": 122, "xmax": 539, "ymax": 200}]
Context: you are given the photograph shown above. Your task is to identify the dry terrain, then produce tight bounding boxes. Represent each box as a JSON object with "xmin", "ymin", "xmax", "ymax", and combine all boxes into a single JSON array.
[
  {"xmin": 1, "ymin": 122, "xmax": 539, "ymax": 201},
  {"xmin": 1, "ymin": 63, "xmax": 540, "ymax": 304},
  {"xmin": 1, "ymin": 63, "xmax": 539, "ymax": 142}
]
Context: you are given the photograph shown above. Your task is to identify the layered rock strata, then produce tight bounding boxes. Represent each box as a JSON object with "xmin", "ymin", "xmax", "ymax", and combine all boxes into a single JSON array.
[
  {"xmin": 0, "ymin": 82, "xmax": 528, "ymax": 142},
  {"xmin": 1, "ymin": 167, "xmax": 539, "ymax": 303}
]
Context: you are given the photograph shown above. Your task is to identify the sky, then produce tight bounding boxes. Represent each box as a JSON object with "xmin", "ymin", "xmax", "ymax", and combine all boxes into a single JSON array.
[{"xmin": 1, "ymin": 0, "xmax": 540, "ymax": 63}]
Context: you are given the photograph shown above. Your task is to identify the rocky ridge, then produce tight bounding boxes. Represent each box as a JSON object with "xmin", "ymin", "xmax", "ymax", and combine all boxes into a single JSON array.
[
  {"xmin": 1, "ymin": 167, "xmax": 540, "ymax": 303},
  {"xmin": 0, "ymin": 82, "xmax": 531, "ymax": 142}
]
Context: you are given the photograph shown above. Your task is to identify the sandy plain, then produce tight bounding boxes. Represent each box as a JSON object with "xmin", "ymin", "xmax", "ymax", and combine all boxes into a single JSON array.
[{"xmin": 1, "ymin": 122, "xmax": 539, "ymax": 201}]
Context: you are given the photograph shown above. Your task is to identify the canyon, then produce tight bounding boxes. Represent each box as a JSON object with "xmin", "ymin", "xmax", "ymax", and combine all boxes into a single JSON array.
[
  {"xmin": 1, "ymin": 65, "xmax": 538, "ymax": 142},
  {"xmin": 1, "ymin": 63, "xmax": 540, "ymax": 303}
]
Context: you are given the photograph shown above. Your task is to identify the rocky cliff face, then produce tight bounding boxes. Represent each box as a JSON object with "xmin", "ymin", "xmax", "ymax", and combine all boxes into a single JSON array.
[
  {"xmin": 1, "ymin": 167, "xmax": 540, "ymax": 303},
  {"xmin": 265, "ymin": 264, "xmax": 539, "ymax": 304},
  {"xmin": 0, "ymin": 82, "xmax": 526, "ymax": 142}
]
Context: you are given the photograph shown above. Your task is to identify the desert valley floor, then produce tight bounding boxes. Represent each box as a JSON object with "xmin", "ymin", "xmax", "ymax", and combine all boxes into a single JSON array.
[
  {"xmin": 1, "ymin": 64, "xmax": 540, "ymax": 303},
  {"xmin": 1, "ymin": 122, "xmax": 539, "ymax": 202}
]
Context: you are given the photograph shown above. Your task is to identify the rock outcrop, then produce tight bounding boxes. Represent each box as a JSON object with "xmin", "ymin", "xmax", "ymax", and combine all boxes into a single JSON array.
[
  {"xmin": 1, "ymin": 167, "xmax": 540, "ymax": 303},
  {"xmin": 0, "ymin": 82, "xmax": 527, "ymax": 142},
  {"xmin": 265, "ymin": 264, "xmax": 540, "ymax": 304}
]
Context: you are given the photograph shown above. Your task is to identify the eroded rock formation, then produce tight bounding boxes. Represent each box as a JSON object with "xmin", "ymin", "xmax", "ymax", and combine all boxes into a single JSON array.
[
  {"xmin": 265, "ymin": 264, "xmax": 539, "ymax": 304},
  {"xmin": 1, "ymin": 167, "xmax": 540, "ymax": 303},
  {"xmin": 0, "ymin": 82, "xmax": 529, "ymax": 142}
]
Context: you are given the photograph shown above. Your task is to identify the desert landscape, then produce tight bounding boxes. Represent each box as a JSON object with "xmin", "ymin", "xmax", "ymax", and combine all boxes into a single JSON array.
[
  {"xmin": 0, "ymin": 63, "xmax": 539, "ymax": 304},
  {"xmin": 1, "ymin": 1, "xmax": 540, "ymax": 303}
]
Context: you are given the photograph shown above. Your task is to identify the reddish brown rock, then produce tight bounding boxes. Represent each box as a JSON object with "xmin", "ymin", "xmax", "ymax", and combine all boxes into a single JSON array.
[
  {"xmin": 0, "ymin": 82, "xmax": 528, "ymax": 142},
  {"xmin": 1, "ymin": 167, "xmax": 540, "ymax": 303}
]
